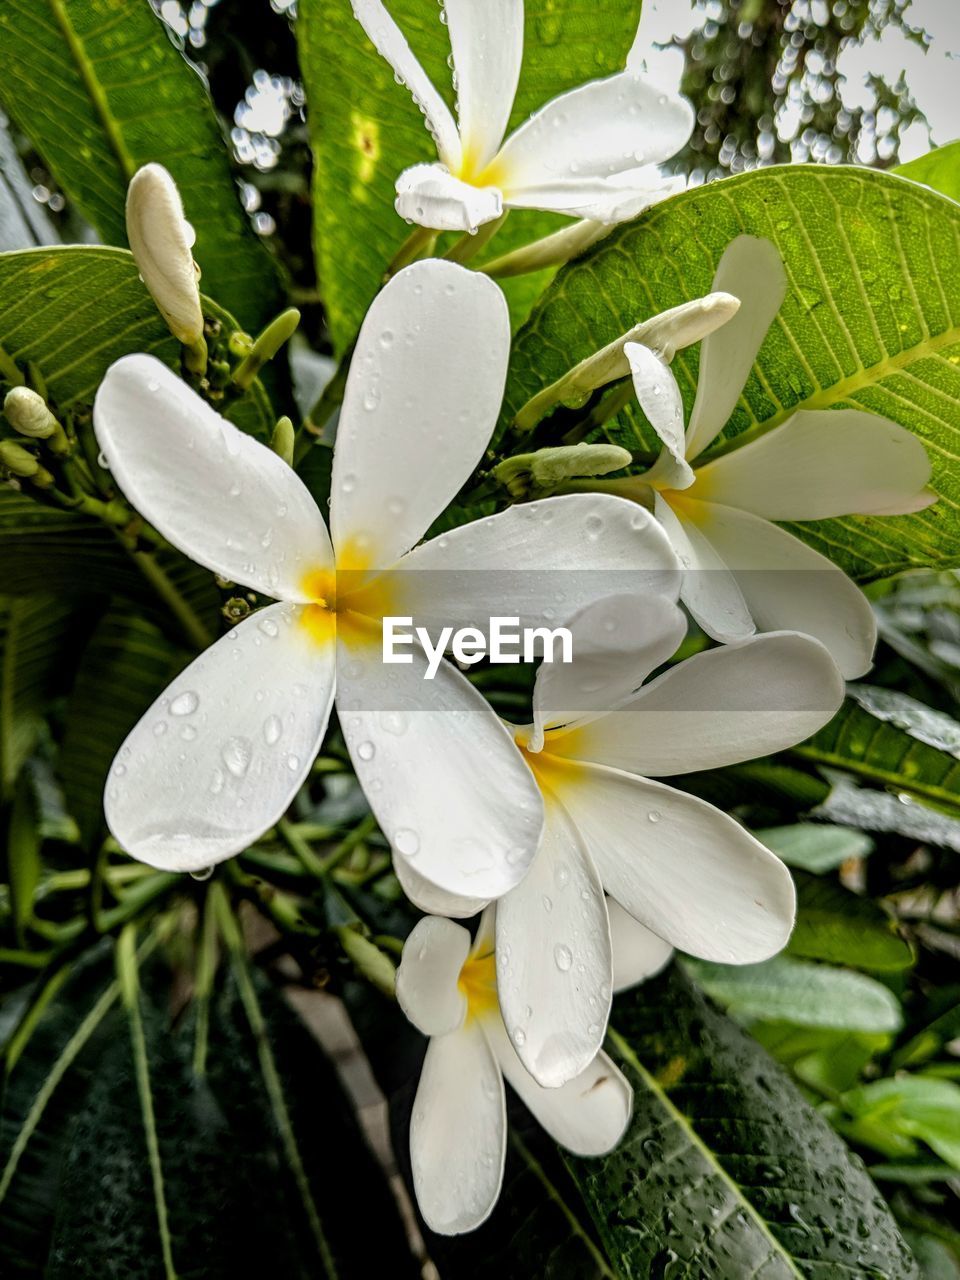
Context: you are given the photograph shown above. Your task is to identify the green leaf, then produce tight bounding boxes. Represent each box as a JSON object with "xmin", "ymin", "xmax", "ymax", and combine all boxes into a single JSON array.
[
  {"xmin": 506, "ymin": 165, "xmax": 960, "ymax": 579},
  {"xmin": 298, "ymin": 0, "xmax": 643, "ymax": 351},
  {"xmin": 60, "ymin": 608, "xmax": 185, "ymax": 845},
  {"xmin": 0, "ymin": 936, "xmax": 419, "ymax": 1277},
  {"xmin": 841, "ymin": 1076, "xmax": 960, "ymax": 1170},
  {"xmin": 897, "ymin": 141, "xmax": 960, "ymax": 206},
  {"xmin": 0, "ymin": 247, "xmax": 273, "ymax": 438},
  {"xmin": 686, "ymin": 955, "xmax": 904, "ymax": 1033},
  {"xmin": 795, "ymin": 692, "xmax": 960, "ymax": 818},
  {"xmin": 757, "ymin": 821, "xmax": 874, "ymax": 872},
  {"xmin": 0, "ymin": 595, "xmax": 74, "ymax": 797},
  {"xmin": 787, "ymin": 871, "xmax": 914, "ymax": 972},
  {"xmin": 568, "ymin": 964, "xmax": 917, "ymax": 1277},
  {"xmin": 0, "ymin": 0, "xmax": 282, "ymax": 329},
  {"xmin": 814, "ymin": 772, "xmax": 960, "ymax": 854}
]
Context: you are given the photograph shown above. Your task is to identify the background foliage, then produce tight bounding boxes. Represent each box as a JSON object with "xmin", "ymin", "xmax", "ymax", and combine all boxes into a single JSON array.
[{"xmin": 0, "ymin": 1, "xmax": 958, "ymax": 1276}]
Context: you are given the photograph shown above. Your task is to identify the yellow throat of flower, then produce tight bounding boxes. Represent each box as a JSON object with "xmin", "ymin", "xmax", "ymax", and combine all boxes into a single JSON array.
[
  {"xmin": 299, "ymin": 540, "xmax": 398, "ymax": 648},
  {"xmin": 458, "ymin": 947, "xmax": 498, "ymax": 1021}
]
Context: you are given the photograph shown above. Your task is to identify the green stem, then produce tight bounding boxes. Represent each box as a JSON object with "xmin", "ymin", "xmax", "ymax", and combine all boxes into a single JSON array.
[
  {"xmin": 191, "ymin": 888, "xmax": 219, "ymax": 1078},
  {"xmin": 295, "ymin": 353, "xmax": 351, "ymax": 464},
  {"xmin": 129, "ymin": 549, "xmax": 213, "ymax": 650},
  {"xmin": 384, "ymin": 224, "xmax": 437, "ymax": 279},
  {"xmin": 561, "ymin": 380, "xmax": 635, "ymax": 444},
  {"xmin": 443, "ymin": 211, "xmax": 509, "ymax": 265}
]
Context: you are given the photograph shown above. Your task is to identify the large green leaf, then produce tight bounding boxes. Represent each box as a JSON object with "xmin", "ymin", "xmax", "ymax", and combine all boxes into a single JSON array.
[
  {"xmin": 0, "ymin": 937, "xmax": 418, "ymax": 1277},
  {"xmin": 796, "ymin": 691, "xmax": 960, "ymax": 818},
  {"xmin": 298, "ymin": 0, "xmax": 642, "ymax": 351},
  {"xmin": 505, "ymin": 165, "xmax": 960, "ymax": 579},
  {"xmin": 0, "ymin": 596, "xmax": 74, "ymax": 798},
  {"xmin": 897, "ymin": 141, "xmax": 960, "ymax": 206},
  {"xmin": 0, "ymin": 0, "xmax": 282, "ymax": 329},
  {"xmin": 59, "ymin": 608, "xmax": 185, "ymax": 846},
  {"xmin": 0, "ymin": 247, "xmax": 273, "ymax": 436},
  {"xmin": 573, "ymin": 965, "xmax": 916, "ymax": 1277}
]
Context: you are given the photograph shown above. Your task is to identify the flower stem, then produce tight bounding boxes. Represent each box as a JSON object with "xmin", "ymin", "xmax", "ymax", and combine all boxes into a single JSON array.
[
  {"xmin": 443, "ymin": 211, "xmax": 509, "ymax": 266},
  {"xmin": 384, "ymin": 224, "xmax": 437, "ymax": 279}
]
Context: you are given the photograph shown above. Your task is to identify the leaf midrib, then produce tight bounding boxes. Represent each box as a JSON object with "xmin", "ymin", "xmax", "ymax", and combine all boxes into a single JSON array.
[
  {"xmin": 791, "ymin": 743, "xmax": 960, "ymax": 816},
  {"xmin": 48, "ymin": 0, "xmax": 137, "ymax": 185},
  {"xmin": 606, "ymin": 1026, "xmax": 805, "ymax": 1277}
]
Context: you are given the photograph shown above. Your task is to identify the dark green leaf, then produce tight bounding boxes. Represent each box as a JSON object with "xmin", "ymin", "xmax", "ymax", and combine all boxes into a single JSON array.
[
  {"xmin": 566, "ymin": 964, "xmax": 917, "ymax": 1278},
  {"xmin": 788, "ymin": 872, "xmax": 914, "ymax": 972},
  {"xmin": 0, "ymin": 594, "xmax": 74, "ymax": 796},
  {"xmin": 506, "ymin": 165, "xmax": 960, "ymax": 579},
  {"xmin": 0, "ymin": 0, "xmax": 282, "ymax": 328}
]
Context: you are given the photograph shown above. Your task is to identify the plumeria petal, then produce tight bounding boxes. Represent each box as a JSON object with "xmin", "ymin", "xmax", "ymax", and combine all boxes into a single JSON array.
[
  {"xmin": 492, "ymin": 73, "xmax": 693, "ymax": 201},
  {"xmin": 608, "ymin": 899, "xmax": 673, "ymax": 991},
  {"xmin": 495, "ymin": 800, "xmax": 612, "ymax": 1088},
  {"xmin": 486, "ymin": 1017, "xmax": 632, "ymax": 1156},
  {"xmin": 411, "ymin": 1022, "xmax": 506, "ymax": 1235},
  {"xmin": 624, "ymin": 342, "xmax": 695, "ymax": 486},
  {"xmin": 337, "ymin": 637, "xmax": 543, "ymax": 900},
  {"xmin": 330, "ymin": 260, "xmax": 509, "ymax": 568},
  {"xmin": 446, "ymin": 0, "xmax": 523, "ymax": 174},
  {"xmin": 349, "ymin": 0, "xmax": 461, "ymax": 170},
  {"xmin": 94, "ymin": 355, "xmax": 332, "ymax": 601},
  {"xmin": 685, "ymin": 236, "xmax": 787, "ymax": 460},
  {"xmin": 654, "ymin": 493, "xmax": 755, "ymax": 642},
  {"xmin": 572, "ymin": 168, "xmax": 685, "ymax": 226},
  {"xmin": 531, "ymin": 593, "xmax": 686, "ymax": 749},
  {"xmin": 556, "ymin": 762, "xmax": 796, "ymax": 963},
  {"xmin": 694, "ymin": 409, "xmax": 934, "ymax": 519},
  {"xmin": 395, "ymin": 494, "xmax": 681, "ymax": 637},
  {"xmin": 393, "ymin": 853, "xmax": 488, "ymax": 919},
  {"xmin": 397, "ymin": 916, "xmax": 470, "ymax": 1037},
  {"xmin": 550, "ymin": 631, "xmax": 844, "ymax": 776},
  {"xmin": 682, "ymin": 499, "xmax": 877, "ymax": 678},
  {"xmin": 105, "ymin": 603, "xmax": 335, "ymax": 872},
  {"xmin": 394, "ymin": 163, "xmax": 504, "ymax": 232}
]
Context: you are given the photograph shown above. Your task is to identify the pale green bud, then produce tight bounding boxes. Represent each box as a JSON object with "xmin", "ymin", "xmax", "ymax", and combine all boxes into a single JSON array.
[
  {"xmin": 233, "ymin": 309, "xmax": 301, "ymax": 390},
  {"xmin": 0, "ymin": 439, "xmax": 40, "ymax": 477},
  {"xmin": 494, "ymin": 442, "xmax": 632, "ymax": 498},
  {"xmin": 270, "ymin": 415, "xmax": 295, "ymax": 467},
  {"xmin": 336, "ymin": 925, "xmax": 396, "ymax": 997}
]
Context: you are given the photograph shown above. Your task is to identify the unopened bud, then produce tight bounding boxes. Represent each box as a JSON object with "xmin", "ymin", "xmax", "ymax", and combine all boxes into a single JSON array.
[
  {"xmin": 126, "ymin": 164, "xmax": 205, "ymax": 349},
  {"xmin": 270, "ymin": 415, "xmax": 295, "ymax": 466},
  {"xmin": 233, "ymin": 309, "xmax": 301, "ymax": 390},
  {"xmin": 514, "ymin": 293, "xmax": 740, "ymax": 432},
  {"xmin": 0, "ymin": 439, "xmax": 40, "ymax": 477},
  {"xmin": 495, "ymin": 442, "xmax": 632, "ymax": 498},
  {"xmin": 336, "ymin": 925, "xmax": 396, "ymax": 997},
  {"xmin": 4, "ymin": 386, "xmax": 58, "ymax": 438}
]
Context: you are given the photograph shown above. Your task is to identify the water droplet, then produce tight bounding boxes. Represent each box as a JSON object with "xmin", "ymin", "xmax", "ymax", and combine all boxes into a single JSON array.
[
  {"xmin": 190, "ymin": 866, "xmax": 214, "ymax": 881},
  {"xmin": 379, "ymin": 711, "xmax": 408, "ymax": 736},
  {"xmin": 181, "ymin": 724, "xmax": 198, "ymax": 741},
  {"xmin": 170, "ymin": 691, "xmax": 199, "ymax": 716},
  {"xmin": 585, "ymin": 513, "xmax": 604, "ymax": 538},
  {"xmin": 379, "ymin": 329, "xmax": 394, "ymax": 348},
  {"xmin": 285, "ymin": 753, "xmax": 301, "ymax": 772},
  {"xmin": 554, "ymin": 944, "xmax": 573, "ymax": 972},
  {"xmin": 341, "ymin": 472, "xmax": 358, "ymax": 494},
  {"xmin": 362, "ymin": 385, "xmax": 381, "ymax": 412},
  {"xmin": 209, "ymin": 768, "xmax": 225, "ymax": 794},
  {"xmin": 648, "ymin": 809, "xmax": 662, "ymax": 824},
  {"xmin": 357, "ymin": 740, "xmax": 376, "ymax": 762},
  {"xmin": 222, "ymin": 736, "xmax": 253, "ymax": 778},
  {"xmin": 113, "ymin": 762, "xmax": 127, "ymax": 777},
  {"xmin": 263, "ymin": 715, "xmax": 283, "ymax": 745},
  {"xmin": 542, "ymin": 894, "xmax": 553, "ymax": 912},
  {"xmin": 97, "ymin": 450, "xmax": 109, "ymax": 469},
  {"xmin": 153, "ymin": 720, "xmax": 168, "ymax": 737},
  {"xmin": 395, "ymin": 828, "xmax": 420, "ymax": 858},
  {"xmin": 258, "ymin": 617, "xmax": 279, "ymax": 638},
  {"xmin": 554, "ymin": 861, "xmax": 570, "ymax": 890},
  {"xmin": 513, "ymin": 1027, "xmax": 526, "ymax": 1046},
  {"xmin": 260, "ymin": 528, "xmax": 273, "ymax": 549},
  {"xmin": 229, "ymin": 480, "xmax": 242, "ymax": 497}
]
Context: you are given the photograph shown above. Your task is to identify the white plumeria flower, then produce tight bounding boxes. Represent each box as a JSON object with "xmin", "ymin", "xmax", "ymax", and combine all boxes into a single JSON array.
[
  {"xmin": 397, "ymin": 594, "xmax": 845, "ymax": 1088},
  {"xmin": 350, "ymin": 0, "xmax": 694, "ymax": 233},
  {"xmin": 623, "ymin": 234, "xmax": 936, "ymax": 679},
  {"xmin": 396, "ymin": 905, "xmax": 662, "ymax": 1235},
  {"xmin": 126, "ymin": 163, "xmax": 204, "ymax": 348},
  {"xmin": 93, "ymin": 259, "xmax": 679, "ymax": 899}
]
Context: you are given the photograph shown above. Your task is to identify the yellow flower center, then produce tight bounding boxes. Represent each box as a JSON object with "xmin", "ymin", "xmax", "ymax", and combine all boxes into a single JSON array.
[
  {"xmin": 298, "ymin": 538, "xmax": 400, "ymax": 649},
  {"xmin": 458, "ymin": 948, "xmax": 498, "ymax": 1020},
  {"xmin": 514, "ymin": 730, "xmax": 586, "ymax": 799}
]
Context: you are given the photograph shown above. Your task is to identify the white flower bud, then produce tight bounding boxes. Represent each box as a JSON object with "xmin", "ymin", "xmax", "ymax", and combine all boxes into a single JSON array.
[
  {"xmin": 4, "ymin": 386, "xmax": 59, "ymax": 438},
  {"xmin": 126, "ymin": 164, "xmax": 204, "ymax": 346}
]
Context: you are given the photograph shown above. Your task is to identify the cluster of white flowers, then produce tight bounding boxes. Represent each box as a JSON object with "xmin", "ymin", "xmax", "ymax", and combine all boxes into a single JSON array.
[{"xmin": 99, "ymin": 1, "xmax": 934, "ymax": 1241}]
